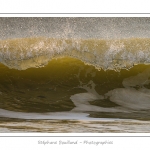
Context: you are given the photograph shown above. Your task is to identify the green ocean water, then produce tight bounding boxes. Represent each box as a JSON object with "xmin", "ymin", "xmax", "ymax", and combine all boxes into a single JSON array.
[{"xmin": 1, "ymin": 18, "xmax": 150, "ymax": 132}]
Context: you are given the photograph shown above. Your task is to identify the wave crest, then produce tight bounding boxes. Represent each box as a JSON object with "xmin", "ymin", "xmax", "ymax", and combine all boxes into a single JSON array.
[{"xmin": 0, "ymin": 37, "xmax": 150, "ymax": 70}]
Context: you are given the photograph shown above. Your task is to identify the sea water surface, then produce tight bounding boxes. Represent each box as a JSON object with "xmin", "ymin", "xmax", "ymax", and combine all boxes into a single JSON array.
[{"xmin": 0, "ymin": 18, "xmax": 150, "ymax": 132}]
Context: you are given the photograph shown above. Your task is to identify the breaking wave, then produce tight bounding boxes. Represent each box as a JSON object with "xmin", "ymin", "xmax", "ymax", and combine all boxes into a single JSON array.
[
  {"xmin": 0, "ymin": 37, "xmax": 150, "ymax": 71},
  {"xmin": 1, "ymin": 18, "xmax": 150, "ymax": 122}
]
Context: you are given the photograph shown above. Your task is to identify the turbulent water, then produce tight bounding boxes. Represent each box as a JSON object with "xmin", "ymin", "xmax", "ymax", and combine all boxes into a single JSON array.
[{"xmin": 1, "ymin": 18, "xmax": 150, "ymax": 132}]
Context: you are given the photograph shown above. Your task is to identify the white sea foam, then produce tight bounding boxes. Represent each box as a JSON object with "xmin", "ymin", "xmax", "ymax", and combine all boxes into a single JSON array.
[
  {"xmin": 105, "ymin": 67, "xmax": 150, "ymax": 110},
  {"xmin": 70, "ymin": 92, "xmax": 128, "ymax": 112},
  {"xmin": 105, "ymin": 88, "xmax": 150, "ymax": 110},
  {"xmin": 70, "ymin": 80, "xmax": 129, "ymax": 113},
  {"xmin": 70, "ymin": 67, "xmax": 150, "ymax": 112},
  {"xmin": 0, "ymin": 108, "xmax": 89, "ymax": 120},
  {"xmin": 1, "ymin": 38, "xmax": 150, "ymax": 70}
]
